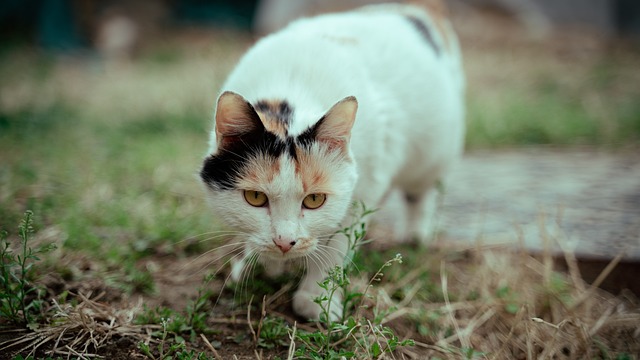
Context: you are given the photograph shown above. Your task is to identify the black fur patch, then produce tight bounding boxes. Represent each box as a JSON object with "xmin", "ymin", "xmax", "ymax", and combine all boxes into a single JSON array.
[
  {"xmin": 405, "ymin": 15, "xmax": 440, "ymax": 56},
  {"xmin": 296, "ymin": 116, "xmax": 324, "ymax": 148},
  {"xmin": 201, "ymin": 128, "xmax": 289, "ymax": 190},
  {"xmin": 201, "ymin": 105, "xmax": 328, "ymax": 190}
]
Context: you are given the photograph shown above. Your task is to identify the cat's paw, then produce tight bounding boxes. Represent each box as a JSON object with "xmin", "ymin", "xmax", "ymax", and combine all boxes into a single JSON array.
[{"xmin": 293, "ymin": 289, "xmax": 343, "ymax": 322}]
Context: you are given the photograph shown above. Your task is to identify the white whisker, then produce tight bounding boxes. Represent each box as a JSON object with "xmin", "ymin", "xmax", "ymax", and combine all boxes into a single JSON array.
[
  {"xmin": 212, "ymin": 248, "xmax": 251, "ymax": 310},
  {"xmin": 179, "ymin": 240, "xmax": 248, "ymax": 273}
]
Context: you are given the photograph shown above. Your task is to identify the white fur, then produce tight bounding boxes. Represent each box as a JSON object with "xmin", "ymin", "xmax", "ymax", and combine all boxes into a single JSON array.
[{"xmin": 204, "ymin": 4, "xmax": 465, "ymax": 320}]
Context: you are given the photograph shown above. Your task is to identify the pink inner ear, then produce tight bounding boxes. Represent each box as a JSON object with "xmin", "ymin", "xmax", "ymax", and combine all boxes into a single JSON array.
[
  {"xmin": 316, "ymin": 96, "xmax": 358, "ymax": 149},
  {"xmin": 215, "ymin": 91, "xmax": 262, "ymax": 144}
]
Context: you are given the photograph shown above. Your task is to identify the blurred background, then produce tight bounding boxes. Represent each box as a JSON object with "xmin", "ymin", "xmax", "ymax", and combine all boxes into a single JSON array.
[
  {"xmin": 0, "ymin": 0, "xmax": 639, "ymax": 280},
  {"xmin": 2, "ymin": 0, "xmax": 640, "ymax": 51}
]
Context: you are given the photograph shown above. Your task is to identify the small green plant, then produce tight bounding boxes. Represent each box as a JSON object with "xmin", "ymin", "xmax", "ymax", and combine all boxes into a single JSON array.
[
  {"xmin": 139, "ymin": 317, "xmax": 214, "ymax": 360},
  {"xmin": 136, "ymin": 273, "xmax": 216, "ymax": 357},
  {"xmin": 292, "ymin": 203, "xmax": 415, "ymax": 359},
  {"xmin": 257, "ymin": 315, "xmax": 291, "ymax": 349},
  {"xmin": 0, "ymin": 210, "xmax": 55, "ymax": 327}
]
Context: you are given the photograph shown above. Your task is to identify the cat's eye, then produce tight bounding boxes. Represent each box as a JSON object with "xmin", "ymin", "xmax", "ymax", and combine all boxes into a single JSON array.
[
  {"xmin": 302, "ymin": 193, "xmax": 326, "ymax": 209},
  {"xmin": 244, "ymin": 190, "xmax": 268, "ymax": 207}
]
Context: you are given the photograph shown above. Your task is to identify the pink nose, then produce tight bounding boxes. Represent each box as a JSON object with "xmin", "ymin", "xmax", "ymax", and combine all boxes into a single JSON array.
[{"xmin": 273, "ymin": 237, "xmax": 297, "ymax": 254}]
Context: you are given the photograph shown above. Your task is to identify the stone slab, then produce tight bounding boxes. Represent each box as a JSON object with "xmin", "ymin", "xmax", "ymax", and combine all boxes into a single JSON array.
[{"xmin": 436, "ymin": 149, "xmax": 640, "ymax": 294}]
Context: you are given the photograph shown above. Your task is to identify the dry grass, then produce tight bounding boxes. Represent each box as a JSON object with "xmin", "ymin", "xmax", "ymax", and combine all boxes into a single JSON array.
[
  {"xmin": 1, "ymin": 293, "xmax": 153, "ymax": 359},
  {"xmin": 377, "ymin": 247, "xmax": 640, "ymax": 358}
]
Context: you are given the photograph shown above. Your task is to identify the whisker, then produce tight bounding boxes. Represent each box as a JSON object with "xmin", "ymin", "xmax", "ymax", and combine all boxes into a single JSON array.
[
  {"xmin": 213, "ymin": 248, "xmax": 252, "ymax": 311},
  {"xmin": 235, "ymin": 251, "xmax": 260, "ymax": 309},
  {"xmin": 195, "ymin": 232, "xmax": 249, "ymax": 244},
  {"xmin": 179, "ymin": 240, "xmax": 248, "ymax": 273},
  {"xmin": 312, "ymin": 246, "xmax": 335, "ymax": 272},
  {"xmin": 316, "ymin": 243, "xmax": 361, "ymax": 275},
  {"xmin": 189, "ymin": 245, "xmax": 246, "ymax": 280},
  {"xmin": 174, "ymin": 230, "xmax": 248, "ymax": 246}
]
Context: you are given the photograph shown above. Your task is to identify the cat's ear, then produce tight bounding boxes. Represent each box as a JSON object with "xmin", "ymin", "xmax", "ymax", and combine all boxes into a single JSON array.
[
  {"xmin": 214, "ymin": 91, "xmax": 263, "ymax": 148},
  {"xmin": 305, "ymin": 96, "xmax": 357, "ymax": 151}
]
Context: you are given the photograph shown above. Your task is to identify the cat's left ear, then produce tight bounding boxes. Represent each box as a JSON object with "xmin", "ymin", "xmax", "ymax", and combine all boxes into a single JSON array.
[{"xmin": 305, "ymin": 96, "xmax": 358, "ymax": 151}]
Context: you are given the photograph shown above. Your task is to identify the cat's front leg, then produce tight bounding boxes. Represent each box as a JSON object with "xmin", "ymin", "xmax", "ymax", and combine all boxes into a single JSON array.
[{"xmin": 293, "ymin": 235, "xmax": 349, "ymax": 322}]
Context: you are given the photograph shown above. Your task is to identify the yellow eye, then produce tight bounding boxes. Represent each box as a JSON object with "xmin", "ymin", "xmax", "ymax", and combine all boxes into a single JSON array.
[
  {"xmin": 244, "ymin": 190, "xmax": 268, "ymax": 207},
  {"xmin": 302, "ymin": 193, "xmax": 326, "ymax": 209}
]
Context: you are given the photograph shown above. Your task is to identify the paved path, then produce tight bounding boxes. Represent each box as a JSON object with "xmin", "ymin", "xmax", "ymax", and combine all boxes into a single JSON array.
[{"xmin": 439, "ymin": 149, "xmax": 640, "ymax": 260}]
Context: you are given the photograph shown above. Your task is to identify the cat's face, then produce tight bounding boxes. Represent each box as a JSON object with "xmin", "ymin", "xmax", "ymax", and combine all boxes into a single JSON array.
[{"xmin": 200, "ymin": 92, "xmax": 358, "ymax": 261}]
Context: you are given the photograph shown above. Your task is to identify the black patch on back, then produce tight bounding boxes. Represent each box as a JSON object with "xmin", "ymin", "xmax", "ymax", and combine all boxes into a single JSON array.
[
  {"xmin": 405, "ymin": 15, "xmax": 440, "ymax": 56},
  {"xmin": 254, "ymin": 100, "xmax": 293, "ymax": 129}
]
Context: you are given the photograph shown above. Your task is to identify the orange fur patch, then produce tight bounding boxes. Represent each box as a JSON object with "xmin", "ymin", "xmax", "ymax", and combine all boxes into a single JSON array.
[
  {"xmin": 236, "ymin": 154, "xmax": 280, "ymax": 189},
  {"xmin": 293, "ymin": 146, "xmax": 343, "ymax": 194}
]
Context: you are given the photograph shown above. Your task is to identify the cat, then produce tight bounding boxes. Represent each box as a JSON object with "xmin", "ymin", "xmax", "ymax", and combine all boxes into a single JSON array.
[{"xmin": 200, "ymin": 2, "xmax": 465, "ymax": 321}]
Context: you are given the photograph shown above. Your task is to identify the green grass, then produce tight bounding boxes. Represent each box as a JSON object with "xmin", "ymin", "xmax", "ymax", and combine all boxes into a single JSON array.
[
  {"xmin": 464, "ymin": 52, "xmax": 640, "ymax": 148},
  {"xmin": 0, "ymin": 211, "xmax": 55, "ymax": 327}
]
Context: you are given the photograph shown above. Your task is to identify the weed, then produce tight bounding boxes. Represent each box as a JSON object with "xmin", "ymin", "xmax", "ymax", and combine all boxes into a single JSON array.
[
  {"xmin": 136, "ymin": 274, "xmax": 216, "ymax": 346},
  {"xmin": 138, "ymin": 317, "xmax": 215, "ymax": 360},
  {"xmin": 256, "ymin": 316, "xmax": 290, "ymax": 349},
  {"xmin": 291, "ymin": 204, "xmax": 415, "ymax": 359},
  {"xmin": 0, "ymin": 210, "xmax": 55, "ymax": 328},
  {"xmin": 138, "ymin": 307, "xmax": 219, "ymax": 360}
]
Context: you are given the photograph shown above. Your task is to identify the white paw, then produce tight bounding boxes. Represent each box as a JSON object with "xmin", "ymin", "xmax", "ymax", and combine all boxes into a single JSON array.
[{"xmin": 293, "ymin": 289, "xmax": 343, "ymax": 322}]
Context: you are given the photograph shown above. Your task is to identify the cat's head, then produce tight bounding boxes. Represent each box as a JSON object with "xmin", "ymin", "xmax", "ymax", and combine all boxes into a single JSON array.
[{"xmin": 200, "ymin": 91, "xmax": 358, "ymax": 261}]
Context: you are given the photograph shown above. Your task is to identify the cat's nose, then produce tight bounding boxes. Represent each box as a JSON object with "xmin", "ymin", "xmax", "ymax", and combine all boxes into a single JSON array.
[{"xmin": 273, "ymin": 237, "xmax": 296, "ymax": 254}]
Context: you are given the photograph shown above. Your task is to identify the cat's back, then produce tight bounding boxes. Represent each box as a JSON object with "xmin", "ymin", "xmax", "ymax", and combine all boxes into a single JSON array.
[{"xmin": 223, "ymin": 4, "xmax": 463, "ymax": 115}]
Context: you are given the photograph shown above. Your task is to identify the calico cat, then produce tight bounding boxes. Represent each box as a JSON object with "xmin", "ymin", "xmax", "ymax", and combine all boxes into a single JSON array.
[{"xmin": 200, "ymin": 3, "xmax": 465, "ymax": 321}]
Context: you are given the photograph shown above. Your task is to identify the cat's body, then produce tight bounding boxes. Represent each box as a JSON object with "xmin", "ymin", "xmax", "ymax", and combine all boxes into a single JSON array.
[{"xmin": 200, "ymin": 3, "xmax": 465, "ymax": 320}]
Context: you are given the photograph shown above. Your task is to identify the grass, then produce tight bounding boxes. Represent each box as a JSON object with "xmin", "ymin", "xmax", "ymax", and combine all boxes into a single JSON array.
[
  {"xmin": 0, "ymin": 21, "xmax": 639, "ymax": 359},
  {"xmin": 0, "ymin": 211, "xmax": 55, "ymax": 328}
]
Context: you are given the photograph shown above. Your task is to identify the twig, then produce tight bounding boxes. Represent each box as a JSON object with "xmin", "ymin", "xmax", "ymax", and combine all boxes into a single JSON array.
[
  {"xmin": 247, "ymin": 295, "xmax": 257, "ymax": 345},
  {"xmin": 491, "ymin": 305, "xmax": 526, "ymax": 359},
  {"xmin": 200, "ymin": 333, "xmax": 223, "ymax": 360},
  {"xmin": 439, "ymin": 260, "xmax": 469, "ymax": 349},
  {"xmin": 256, "ymin": 295, "xmax": 267, "ymax": 348},
  {"xmin": 287, "ymin": 321, "xmax": 297, "ymax": 360},
  {"xmin": 571, "ymin": 252, "xmax": 624, "ymax": 310},
  {"xmin": 412, "ymin": 341, "xmax": 448, "ymax": 354}
]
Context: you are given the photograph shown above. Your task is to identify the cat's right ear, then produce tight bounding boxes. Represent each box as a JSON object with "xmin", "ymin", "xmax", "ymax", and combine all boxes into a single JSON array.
[{"xmin": 214, "ymin": 91, "xmax": 263, "ymax": 148}]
